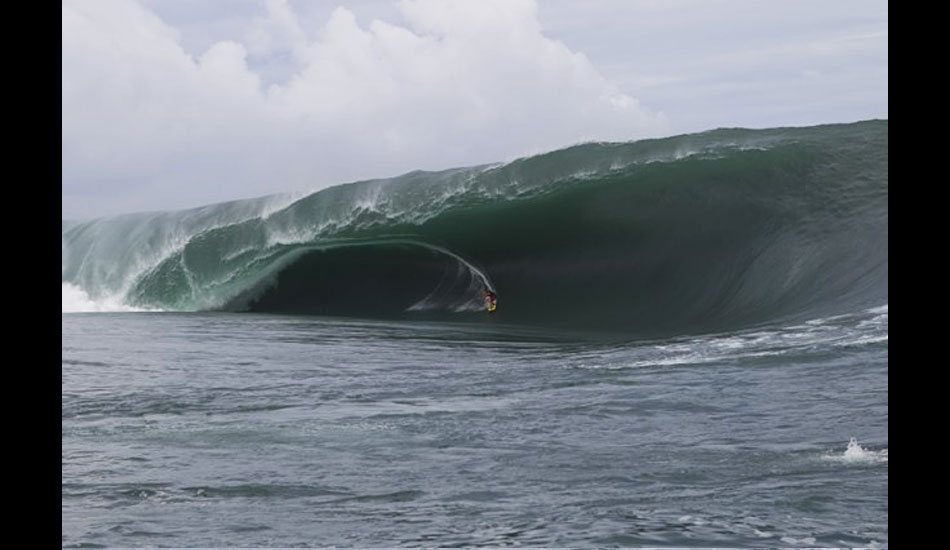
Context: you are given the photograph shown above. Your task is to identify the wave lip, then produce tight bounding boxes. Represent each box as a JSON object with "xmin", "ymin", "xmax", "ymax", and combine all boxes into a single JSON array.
[{"xmin": 62, "ymin": 120, "xmax": 888, "ymax": 336}]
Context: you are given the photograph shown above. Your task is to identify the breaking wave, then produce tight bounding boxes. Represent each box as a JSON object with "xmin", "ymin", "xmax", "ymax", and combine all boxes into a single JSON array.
[{"xmin": 62, "ymin": 120, "xmax": 888, "ymax": 336}]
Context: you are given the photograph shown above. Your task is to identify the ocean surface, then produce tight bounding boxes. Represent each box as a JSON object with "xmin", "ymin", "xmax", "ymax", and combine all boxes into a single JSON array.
[{"xmin": 62, "ymin": 120, "xmax": 888, "ymax": 547}]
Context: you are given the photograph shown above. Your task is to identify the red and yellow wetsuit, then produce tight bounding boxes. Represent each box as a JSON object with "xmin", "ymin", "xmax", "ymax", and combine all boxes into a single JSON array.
[{"xmin": 484, "ymin": 290, "xmax": 497, "ymax": 312}]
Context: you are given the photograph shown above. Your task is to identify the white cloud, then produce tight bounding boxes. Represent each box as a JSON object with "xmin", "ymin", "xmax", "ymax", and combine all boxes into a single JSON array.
[
  {"xmin": 62, "ymin": 0, "xmax": 667, "ymax": 219},
  {"xmin": 245, "ymin": 0, "xmax": 309, "ymax": 61},
  {"xmin": 536, "ymin": 0, "xmax": 887, "ymax": 133}
]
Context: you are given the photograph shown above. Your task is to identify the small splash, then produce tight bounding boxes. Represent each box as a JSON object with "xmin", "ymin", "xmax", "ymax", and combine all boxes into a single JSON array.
[{"xmin": 825, "ymin": 437, "xmax": 888, "ymax": 463}]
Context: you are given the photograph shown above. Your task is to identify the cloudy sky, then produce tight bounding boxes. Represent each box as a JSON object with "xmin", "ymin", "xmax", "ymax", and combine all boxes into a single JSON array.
[{"xmin": 62, "ymin": 0, "xmax": 887, "ymax": 219}]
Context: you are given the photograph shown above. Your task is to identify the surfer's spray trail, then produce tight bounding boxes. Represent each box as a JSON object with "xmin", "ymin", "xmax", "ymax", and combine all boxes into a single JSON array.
[{"xmin": 62, "ymin": 120, "xmax": 887, "ymax": 335}]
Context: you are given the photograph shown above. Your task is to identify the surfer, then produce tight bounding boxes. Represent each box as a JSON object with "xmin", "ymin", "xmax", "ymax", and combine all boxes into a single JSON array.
[{"xmin": 482, "ymin": 287, "xmax": 497, "ymax": 312}]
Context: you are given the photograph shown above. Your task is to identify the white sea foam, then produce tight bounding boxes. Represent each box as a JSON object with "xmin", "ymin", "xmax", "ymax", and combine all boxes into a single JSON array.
[
  {"xmin": 564, "ymin": 304, "xmax": 888, "ymax": 371},
  {"xmin": 62, "ymin": 283, "xmax": 156, "ymax": 312}
]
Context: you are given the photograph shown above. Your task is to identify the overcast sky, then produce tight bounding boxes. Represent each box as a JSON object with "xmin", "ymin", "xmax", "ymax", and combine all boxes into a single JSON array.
[{"xmin": 62, "ymin": 0, "xmax": 887, "ymax": 219}]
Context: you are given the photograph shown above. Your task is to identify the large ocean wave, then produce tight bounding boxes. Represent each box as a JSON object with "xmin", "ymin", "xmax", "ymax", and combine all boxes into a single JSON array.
[{"xmin": 62, "ymin": 120, "xmax": 888, "ymax": 336}]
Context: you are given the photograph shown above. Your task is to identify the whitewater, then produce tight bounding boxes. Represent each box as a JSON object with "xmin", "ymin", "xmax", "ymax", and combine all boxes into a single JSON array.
[{"xmin": 62, "ymin": 120, "xmax": 887, "ymax": 547}]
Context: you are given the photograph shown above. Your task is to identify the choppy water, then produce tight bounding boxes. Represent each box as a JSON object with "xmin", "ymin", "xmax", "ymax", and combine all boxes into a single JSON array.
[{"xmin": 62, "ymin": 306, "xmax": 887, "ymax": 547}]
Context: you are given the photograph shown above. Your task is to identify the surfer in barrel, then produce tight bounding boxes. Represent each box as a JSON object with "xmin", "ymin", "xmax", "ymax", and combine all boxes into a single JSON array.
[{"xmin": 482, "ymin": 286, "xmax": 497, "ymax": 313}]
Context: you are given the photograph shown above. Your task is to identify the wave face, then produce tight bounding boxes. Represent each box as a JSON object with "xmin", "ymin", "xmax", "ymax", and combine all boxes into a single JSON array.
[{"xmin": 62, "ymin": 120, "xmax": 888, "ymax": 336}]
